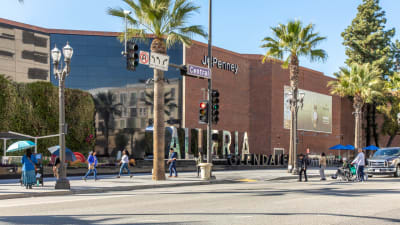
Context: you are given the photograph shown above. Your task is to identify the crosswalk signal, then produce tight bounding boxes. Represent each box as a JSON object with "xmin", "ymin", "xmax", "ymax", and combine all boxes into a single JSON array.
[
  {"xmin": 127, "ymin": 40, "xmax": 139, "ymax": 71},
  {"xmin": 199, "ymin": 100, "xmax": 208, "ymax": 124},
  {"xmin": 211, "ymin": 89, "xmax": 219, "ymax": 124}
]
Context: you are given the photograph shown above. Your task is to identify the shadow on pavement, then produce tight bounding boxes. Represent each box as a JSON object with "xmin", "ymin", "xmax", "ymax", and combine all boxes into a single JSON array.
[
  {"xmin": 0, "ymin": 215, "xmax": 201, "ymax": 225},
  {"xmin": 0, "ymin": 212, "xmax": 397, "ymax": 224}
]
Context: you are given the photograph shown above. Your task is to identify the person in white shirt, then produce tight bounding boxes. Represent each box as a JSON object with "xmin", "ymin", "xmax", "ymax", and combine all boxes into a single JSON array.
[
  {"xmin": 117, "ymin": 150, "xmax": 133, "ymax": 178},
  {"xmin": 351, "ymin": 148, "xmax": 365, "ymax": 181}
]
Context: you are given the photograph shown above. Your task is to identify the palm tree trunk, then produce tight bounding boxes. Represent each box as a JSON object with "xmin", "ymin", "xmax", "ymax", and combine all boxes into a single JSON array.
[
  {"xmin": 289, "ymin": 55, "xmax": 299, "ymax": 173},
  {"xmin": 104, "ymin": 123, "xmax": 109, "ymax": 156},
  {"xmin": 372, "ymin": 104, "xmax": 379, "ymax": 147},
  {"xmin": 151, "ymin": 38, "xmax": 166, "ymax": 181},
  {"xmin": 354, "ymin": 98, "xmax": 363, "ymax": 149},
  {"xmin": 386, "ymin": 134, "xmax": 395, "ymax": 147}
]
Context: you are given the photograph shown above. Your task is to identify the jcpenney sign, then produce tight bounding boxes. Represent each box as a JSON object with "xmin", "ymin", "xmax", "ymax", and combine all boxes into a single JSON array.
[{"xmin": 201, "ymin": 55, "xmax": 239, "ymax": 75}]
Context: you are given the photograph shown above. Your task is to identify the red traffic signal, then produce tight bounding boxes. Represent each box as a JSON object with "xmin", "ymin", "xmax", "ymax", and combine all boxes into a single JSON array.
[{"xmin": 200, "ymin": 102, "xmax": 207, "ymax": 109}]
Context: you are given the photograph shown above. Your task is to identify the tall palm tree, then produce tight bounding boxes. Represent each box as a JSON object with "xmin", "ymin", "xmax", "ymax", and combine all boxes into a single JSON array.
[
  {"xmin": 93, "ymin": 92, "xmax": 122, "ymax": 155},
  {"xmin": 328, "ymin": 63, "xmax": 383, "ymax": 149},
  {"xmin": 108, "ymin": 0, "xmax": 206, "ymax": 180},
  {"xmin": 261, "ymin": 20, "xmax": 327, "ymax": 172}
]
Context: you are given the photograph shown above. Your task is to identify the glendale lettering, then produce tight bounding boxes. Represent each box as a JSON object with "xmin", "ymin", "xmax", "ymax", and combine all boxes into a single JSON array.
[{"xmin": 201, "ymin": 55, "xmax": 239, "ymax": 74}]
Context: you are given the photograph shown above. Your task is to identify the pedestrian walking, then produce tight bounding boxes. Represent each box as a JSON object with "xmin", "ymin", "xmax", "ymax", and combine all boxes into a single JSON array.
[
  {"xmin": 117, "ymin": 150, "xmax": 132, "ymax": 178},
  {"xmin": 196, "ymin": 152, "xmax": 203, "ymax": 177},
  {"xmin": 21, "ymin": 149, "xmax": 37, "ymax": 189},
  {"xmin": 319, "ymin": 152, "xmax": 327, "ymax": 180},
  {"xmin": 298, "ymin": 153, "xmax": 309, "ymax": 182},
  {"xmin": 83, "ymin": 151, "xmax": 98, "ymax": 181},
  {"xmin": 351, "ymin": 148, "xmax": 365, "ymax": 182},
  {"xmin": 53, "ymin": 157, "xmax": 60, "ymax": 179},
  {"xmin": 168, "ymin": 148, "xmax": 178, "ymax": 177}
]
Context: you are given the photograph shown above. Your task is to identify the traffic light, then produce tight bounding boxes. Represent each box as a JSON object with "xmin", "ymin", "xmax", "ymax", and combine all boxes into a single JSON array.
[
  {"xmin": 126, "ymin": 40, "xmax": 138, "ymax": 71},
  {"xmin": 199, "ymin": 100, "xmax": 208, "ymax": 124},
  {"xmin": 211, "ymin": 89, "xmax": 219, "ymax": 124},
  {"xmin": 180, "ymin": 65, "xmax": 187, "ymax": 76}
]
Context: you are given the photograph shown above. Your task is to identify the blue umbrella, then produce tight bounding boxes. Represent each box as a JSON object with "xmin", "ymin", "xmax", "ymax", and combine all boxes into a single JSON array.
[
  {"xmin": 329, "ymin": 144, "xmax": 346, "ymax": 150},
  {"xmin": 344, "ymin": 145, "xmax": 355, "ymax": 150},
  {"xmin": 363, "ymin": 145, "xmax": 379, "ymax": 151},
  {"xmin": 6, "ymin": 140, "xmax": 36, "ymax": 153},
  {"xmin": 47, "ymin": 146, "xmax": 77, "ymax": 161}
]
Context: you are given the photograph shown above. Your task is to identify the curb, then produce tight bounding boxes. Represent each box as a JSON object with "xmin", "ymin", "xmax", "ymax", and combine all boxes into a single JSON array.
[{"xmin": 0, "ymin": 179, "xmax": 239, "ymax": 200}]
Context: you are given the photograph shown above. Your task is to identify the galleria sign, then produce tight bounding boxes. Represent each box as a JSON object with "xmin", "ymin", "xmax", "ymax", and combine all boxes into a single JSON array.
[{"xmin": 201, "ymin": 55, "xmax": 239, "ymax": 75}]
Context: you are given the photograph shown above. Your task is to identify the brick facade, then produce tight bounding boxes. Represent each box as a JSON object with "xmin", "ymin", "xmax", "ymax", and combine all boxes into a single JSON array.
[{"xmin": 184, "ymin": 42, "xmax": 400, "ymax": 156}]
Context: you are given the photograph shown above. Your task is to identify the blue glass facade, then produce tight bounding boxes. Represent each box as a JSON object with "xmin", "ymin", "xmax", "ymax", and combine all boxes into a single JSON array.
[
  {"xmin": 49, "ymin": 33, "xmax": 184, "ymax": 157},
  {"xmin": 49, "ymin": 34, "xmax": 183, "ymax": 90}
]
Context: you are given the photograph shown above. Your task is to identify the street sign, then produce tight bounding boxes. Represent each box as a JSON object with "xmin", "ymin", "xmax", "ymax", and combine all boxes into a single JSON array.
[
  {"xmin": 149, "ymin": 52, "xmax": 170, "ymax": 71},
  {"xmin": 139, "ymin": 51, "xmax": 150, "ymax": 65},
  {"xmin": 187, "ymin": 64, "xmax": 211, "ymax": 79}
]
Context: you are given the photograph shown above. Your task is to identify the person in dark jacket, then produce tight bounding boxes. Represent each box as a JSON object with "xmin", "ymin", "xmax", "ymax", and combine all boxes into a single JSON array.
[{"xmin": 298, "ymin": 153, "xmax": 309, "ymax": 182}]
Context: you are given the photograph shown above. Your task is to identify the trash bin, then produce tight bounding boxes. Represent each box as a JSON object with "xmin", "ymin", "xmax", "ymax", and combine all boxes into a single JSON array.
[{"xmin": 199, "ymin": 163, "xmax": 212, "ymax": 180}]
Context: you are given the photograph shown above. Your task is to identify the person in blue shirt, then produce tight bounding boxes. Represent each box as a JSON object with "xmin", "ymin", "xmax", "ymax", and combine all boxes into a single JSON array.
[
  {"xmin": 83, "ymin": 151, "xmax": 98, "ymax": 181},
  {"xmin": 21, "ymin": 149, "xmax": 37, "ymax": 189},
  {"xmin": 168, "ymin": 148, "xmax": 178, "ymax": 177}
]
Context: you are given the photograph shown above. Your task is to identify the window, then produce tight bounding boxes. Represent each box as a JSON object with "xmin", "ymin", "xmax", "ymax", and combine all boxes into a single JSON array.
[
  {"xmin": 129, "ymin": 92, "xmax": 137, "ymax": 106},
  {"xmin": 141, "ymin": 119, "xmax": 146, "ymax": 128},
  {"xmin": 120, "ymin": 93, "xmax": 127, "ymax": 104},
  {"xmin": 122, "ymin": 107, "xmax": 128, "ymax": 117},
  {"xmin": 140, "ymin": 91, "xmax": 145, "ymax": 100},
  {"xmin": 170, "ymin": 88, "xmax": 176, "ymax": 98},
  {"xmin": 130, "ymin": 108, "xmax": 137, "ymax": 117},
  {"xmin": 127, "ymin": 118, "xmax": 136, "ymax": 128},
  {"xmin": 120, "ymin": 120, "xmax": 126, "ymax": 129}
]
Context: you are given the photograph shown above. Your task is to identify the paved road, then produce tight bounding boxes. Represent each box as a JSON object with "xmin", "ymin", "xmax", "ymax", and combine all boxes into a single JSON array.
[{"xmin": 0, "ymin": 176, "xmax": 399, "ymax": 225}]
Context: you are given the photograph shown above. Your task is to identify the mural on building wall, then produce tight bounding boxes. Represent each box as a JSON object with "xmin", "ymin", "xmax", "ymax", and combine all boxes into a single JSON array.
[{"xmin": 284, "ymin": 85, "xmax": 332, "ymax": 133}]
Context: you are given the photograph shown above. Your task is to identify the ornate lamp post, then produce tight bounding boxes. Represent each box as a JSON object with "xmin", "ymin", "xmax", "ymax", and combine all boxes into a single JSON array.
[
  {"xmin": 51, "ymin": 42, "xmax": 73, "ymax": 189},
  {"xmin": 287, "ymin": 90, "xmax": 305, "ymax": 174}
]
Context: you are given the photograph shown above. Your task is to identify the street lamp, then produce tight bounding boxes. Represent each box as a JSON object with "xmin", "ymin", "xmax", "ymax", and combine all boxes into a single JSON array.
[
  {"xmin": 122, "ymin": 10, "xmax": 131, "ymax": 56},
  {"xmin": 287, "ymin": 90, "xmax": 305, "ymax": 174},
  {"xmin": 51, "ymin": 42, "xmax": 73, "ymax": 189}
]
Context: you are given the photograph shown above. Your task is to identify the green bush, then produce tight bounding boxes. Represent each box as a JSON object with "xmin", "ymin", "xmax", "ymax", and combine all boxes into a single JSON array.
[{"xmin": 0, "ymin": 75, "xmax": 95, "ymax": 156}]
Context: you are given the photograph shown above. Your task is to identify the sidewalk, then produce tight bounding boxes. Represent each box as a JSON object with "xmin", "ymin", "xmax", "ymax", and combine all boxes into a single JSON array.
[{"xmin": 0, "ymin": 168, "xmax": 336, "ymax": 200}]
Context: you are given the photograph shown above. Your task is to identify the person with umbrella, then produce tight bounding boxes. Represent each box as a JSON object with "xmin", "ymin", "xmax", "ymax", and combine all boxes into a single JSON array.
[
  {"xmin": 21, "ymin": 149, "xmax": 37, "ymax": 189},
  {"xmin": 83, "ymin": 151, "xmax": 98, "ymax": 181}
]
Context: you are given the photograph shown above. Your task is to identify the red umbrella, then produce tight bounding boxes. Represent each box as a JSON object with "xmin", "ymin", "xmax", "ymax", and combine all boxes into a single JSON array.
[{"xmin": 74, "ymin": 152, "xmax": 86, "ymax": 163}]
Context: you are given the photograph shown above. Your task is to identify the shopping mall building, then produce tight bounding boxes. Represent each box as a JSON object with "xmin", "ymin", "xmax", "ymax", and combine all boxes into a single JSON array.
[{"xmin": 1, "ymin": 18, "xmax": 397, "ymax": 159}]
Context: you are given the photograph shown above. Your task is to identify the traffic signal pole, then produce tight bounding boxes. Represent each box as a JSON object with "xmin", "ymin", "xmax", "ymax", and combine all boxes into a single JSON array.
[{"xmin": 207, "ymin": 0, "xmax": 213, "ymax": 164}]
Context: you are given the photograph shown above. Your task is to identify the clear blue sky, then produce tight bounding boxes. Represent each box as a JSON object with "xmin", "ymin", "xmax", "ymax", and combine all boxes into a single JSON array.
[{"xmin": 2, "ymin": 0, "xmax": 400, "ymax": 77}]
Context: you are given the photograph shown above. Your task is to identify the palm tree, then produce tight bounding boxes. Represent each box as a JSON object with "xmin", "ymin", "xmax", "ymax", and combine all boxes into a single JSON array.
[
  {"xmin": 328, "ymin": 63, "xmax": 383, "ymax": 149},
  {"xmin": 261, "ymin": 20, "xmax": 327, "ymax": 172},
  {"xmin": 93, "ymin": 92, "xmax": 122, "ymax": 155},
  {"xmin": 108, "ymin": 0, "xmax": 206, "ymax": 180},
  {"xmin": 142, "ymin": 89, "xmax": 178, "ymax": 116}
]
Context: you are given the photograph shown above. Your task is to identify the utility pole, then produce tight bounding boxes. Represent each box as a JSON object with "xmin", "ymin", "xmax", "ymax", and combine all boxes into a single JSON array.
[{"xmin": 207, "ymin": 0, "xmax": 212, "ymax": 164}]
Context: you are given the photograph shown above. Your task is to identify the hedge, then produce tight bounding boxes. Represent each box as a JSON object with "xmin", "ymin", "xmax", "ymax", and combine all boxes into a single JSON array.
[{"xmin": 0, "ymin": 75, "xmax": 95, "ymax": 156}]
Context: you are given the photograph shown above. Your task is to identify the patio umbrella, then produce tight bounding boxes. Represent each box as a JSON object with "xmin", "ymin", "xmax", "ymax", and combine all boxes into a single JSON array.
[
  {"xmin": 363, "ymin": 145, "xmax": 379, "ymax": 151},
  {"xmin": 344, "ymin": 145, "xmax": 355, "ymax": 150},
  {"xmin": 47, "ymin": 146, "xmax": 77, "ymax": 162},
  {"xmin": 6, "ymin": 140, "xmax": 35, "ymax": 153},
  {"xmin": 329, "ymin": 144, "xmax": 346, "ymax": 150}
]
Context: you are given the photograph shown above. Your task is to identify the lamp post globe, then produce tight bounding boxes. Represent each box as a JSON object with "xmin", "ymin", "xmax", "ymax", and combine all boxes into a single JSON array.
[
  {"xmin": 62, "ymin": 42, "xmax": 73, "ymax": 62},
  {"xmin": 51, "ymin": 45, "xmax": 61, "ymax": 64}
]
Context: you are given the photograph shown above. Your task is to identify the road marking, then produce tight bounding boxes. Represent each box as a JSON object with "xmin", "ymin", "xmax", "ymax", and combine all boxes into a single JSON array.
[{"xmin": 237, "ymin": 179, "xmax": 258, "ymax": 182}]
